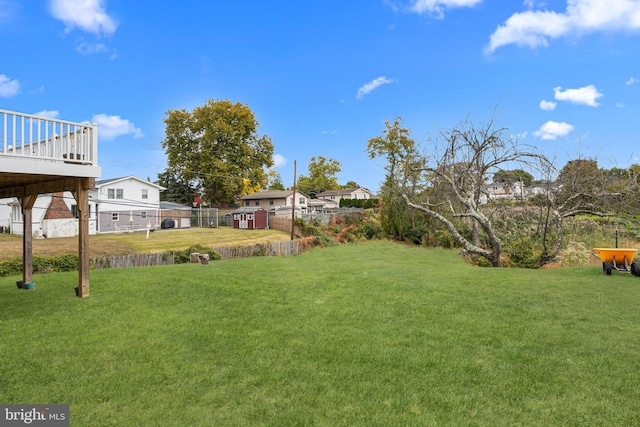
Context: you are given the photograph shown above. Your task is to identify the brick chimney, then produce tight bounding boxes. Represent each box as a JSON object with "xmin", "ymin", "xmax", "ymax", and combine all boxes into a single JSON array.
[{"xmin": 44, "ymin": 192, "xmax": 75, "ymax": 219}]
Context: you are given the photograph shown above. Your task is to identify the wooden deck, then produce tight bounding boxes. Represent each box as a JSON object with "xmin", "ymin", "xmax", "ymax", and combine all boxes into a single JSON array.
[{"xmin": 0, "ymin": 109, "xmax": 101, "ymax": 297}]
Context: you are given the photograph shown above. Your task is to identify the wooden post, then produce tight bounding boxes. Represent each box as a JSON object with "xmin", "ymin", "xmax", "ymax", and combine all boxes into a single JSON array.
[
  {"xmin": 20, "ymin": 195, "xmax": 37, "ymax": 286},
  {"xmin": 290, "ymin": 160, "xmax": 296, "ymax": 241},
  {"xmin": 73, "ymin": 178, "xmax": 92, "ymax": 297}
]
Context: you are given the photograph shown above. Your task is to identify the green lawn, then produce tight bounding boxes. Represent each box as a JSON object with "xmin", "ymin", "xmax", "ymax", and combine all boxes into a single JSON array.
[{"xmin": 2, "ymin": 241, "xmax": 640, "ymax": 426}]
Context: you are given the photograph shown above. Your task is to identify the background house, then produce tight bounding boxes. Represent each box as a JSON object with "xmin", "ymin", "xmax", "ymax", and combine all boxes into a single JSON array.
[
  {"xmin": 92, "ymin": 176, "xmax": 165, "ymax": 233},
  {"xmin": 316, "ymin": 188, "xmax": 375, "ymax": 205},
  {"xmin": 239, "ymin": 190, "xmax": 310, "ymax": 213},
  {"xmin": 8, "ymin": 192, "xmax": 98, "ymax": 237}
]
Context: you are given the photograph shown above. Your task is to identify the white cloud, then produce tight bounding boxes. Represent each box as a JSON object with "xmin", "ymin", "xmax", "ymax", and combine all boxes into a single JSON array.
[
  {"xmin": 539, "ymin": 100, "xmax": 557, "ymax": 110},
  {"xmin": 49, "ymin": 0, "xmax": 118, "ymax": 37},
  {"xmin": 533, "ymin": 120, "xmax": 574, "ymax": 140},
  {"xmin": 91, "ymin": 114, "xmax": 143, "ymax": 140},
  {"xmin": 33, "ymin": 110, "xmax": 60, "ymax": 119},
  {"xmin": 357, "ymin": 76, "xmax": 394, "ymax": 99},
  {"xmin": 553, "ymin": 85, "xmax": 603, "ymax": 106},
  {"xmin": 409, "ymin": 0, "xmax": 482, "ymax": 18},
  {"xmin": 321, "ymin": 129, "xmax": 338, "ymax": 135},
  {"xmin": 627, "ymin": 76, "xmax": 639, "ymax": 85},
  {"xmin": 76, "ymin": 41, "xmax": 108, "ymax": 55},
  {"xmin": 273, "ymin": 154, "xmax": 287, "ymax": 168},
  {"xmin": 486, "ymin": 0, "xmax": 640, "ymax": 53},
  {"xmin": 0, "ymin": 74, "xmax": 20, "ymax": 97}
]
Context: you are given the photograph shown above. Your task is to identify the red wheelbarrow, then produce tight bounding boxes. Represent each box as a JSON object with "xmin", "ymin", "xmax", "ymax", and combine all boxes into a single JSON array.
[{"xmin": 592, "ymin": 248, "xmax": 639, "ymax": 276}]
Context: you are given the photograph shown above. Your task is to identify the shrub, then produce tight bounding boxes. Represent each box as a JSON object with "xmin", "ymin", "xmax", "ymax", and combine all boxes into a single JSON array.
[
  {"xmin": 506, "ymin": 236, "xmax": 541, "ymax": 269},
  {"xmin": 0, "ymin": 254, "xmax": 81, "ymax": 277},
  {"xmin": 405, "ymin": 226, "xmax": 429, "ymax": 245},
  {"xmin": 359, "ymin": 222, "xmax": 381, "ymax": 240},
  {"xmin": 173, "ymin": 245, "xmax": 221, "ymax": 264},
  {"xmin": 557, "ymin": 241, "xmax": 591, "ymax": 267}
]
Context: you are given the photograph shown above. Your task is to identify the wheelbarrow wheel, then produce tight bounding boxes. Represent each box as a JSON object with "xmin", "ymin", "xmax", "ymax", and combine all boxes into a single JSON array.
[
  {"xmin": 603, "ymin": 262, "xmax": 613, "ymax": 276},
  {"xmin": 631, "ymin": 261, "xmax": 640, "ymax": 277}
]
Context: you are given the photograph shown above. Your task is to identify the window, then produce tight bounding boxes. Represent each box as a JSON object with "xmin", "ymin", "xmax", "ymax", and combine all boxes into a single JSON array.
[
  {"xmin": 330, "ymin": 195, "xmax": 335, "ymax": 200},
  {"xmin": 111, "ymin": 213, "xmax": 119, "ymax": 221},
  {"xmin": 354, "ymin": 194, "xmax": 358, "ymax": 199},
  {"xmin": 140, "ymin": 211, "xmax": 147, "ymax": 219},
  {"xmin": 299, "ymin": 197, "xmax": 305, "ymax": 204},
  {"xmin": 255, "ymin": 200, "xmax": 260, "ymax": 206},
  {"xmin": 244, "ymin": 200, "xmax": 249, "ymax": 207},
  {"xmin": 269, "ymin": 199, "xmax": 274, "ymax": 205},
  {"xmin": 108, "ymin": 189, "xmax": 124, "ymax": 199},
  {"xmin": 71, "ymin": 205, "xmax": 92, "ymax": 219},
  {"xmin": 142, "ymin": 189, "xmax": 148, "ymax": 200}
]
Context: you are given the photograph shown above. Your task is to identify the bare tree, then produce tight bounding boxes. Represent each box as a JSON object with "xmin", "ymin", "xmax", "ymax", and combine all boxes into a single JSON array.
[
  {"xmin": 535, "ymin": 157, "xmax": 638, "ymax": 264},
  {"xmin": 402, "ymin": 115, "xmax": 548, "ymax": 267}
]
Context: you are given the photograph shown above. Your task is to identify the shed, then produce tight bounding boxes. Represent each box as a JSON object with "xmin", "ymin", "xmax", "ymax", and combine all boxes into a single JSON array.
[{"xmin": 229, "ymin": 207, "xmax": 268, "ymax": 229}]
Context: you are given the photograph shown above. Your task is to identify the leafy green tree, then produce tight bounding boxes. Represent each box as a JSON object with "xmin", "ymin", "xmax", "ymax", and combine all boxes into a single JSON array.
[
  {"xmin": 157, "ymin": 168, "xmax": 197, "ymax": 205},
  {"xmin": 266, "ymin": 169, "xmax": 285, "ymax": 190},
  {"xmin": 162, "ymin": 99, "xmax": 274, "ymax": 205},
  {"xmin": 367, "ymin": 117, "xmax": 424, "ymax": 240},
  {"xmin": 493, "ymin": 169, "xmax": 534, "ymax": 186},
  {"xmin": 341, "ymin": 180, "xmax": 359, "ymax": 189},
  {"xmin": 296, "ymin": 156, "xmax": 341, "ymax": 197}
]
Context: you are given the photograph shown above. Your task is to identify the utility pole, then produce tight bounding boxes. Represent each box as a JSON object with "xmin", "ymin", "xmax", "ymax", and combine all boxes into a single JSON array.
[{"xmin": 291, "ymin": 160, "xmax": 296, "ymax": 240}]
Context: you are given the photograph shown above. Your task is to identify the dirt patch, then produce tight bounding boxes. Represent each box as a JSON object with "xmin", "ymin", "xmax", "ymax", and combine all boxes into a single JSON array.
[{"xmin": 540, "ymin": 262, "xmax": 562, "ymax": 269}]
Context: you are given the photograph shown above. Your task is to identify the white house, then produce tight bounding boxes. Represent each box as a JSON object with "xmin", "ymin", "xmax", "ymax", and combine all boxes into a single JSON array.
[
  {"xmin": 91, "ymin": 176, "xmax": 165, "ymax": 233},
  {"xmin": 8, "ymin": 192, "xmax": 98, "ymax": 237},
  {"xmin": 315, "ymin": 188, "xmax": 375, "ymax": 204}
]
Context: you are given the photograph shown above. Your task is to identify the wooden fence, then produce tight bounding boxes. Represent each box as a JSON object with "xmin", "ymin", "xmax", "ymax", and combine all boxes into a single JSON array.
[
  {"xmin": 92, "ymin": 252, "xmax": 175, "ymax": 269},
  {"xmin": 213, "ymin": 239, "xmax": 308, "ymax": 260},
  {"xmin": 91, "ymin": 238, "xmax": 314, "ymax": 269}
]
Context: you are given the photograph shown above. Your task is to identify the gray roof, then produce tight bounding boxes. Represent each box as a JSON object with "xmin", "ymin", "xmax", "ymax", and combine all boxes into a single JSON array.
[
  {"xmin": 240, "ymin": 190, "xmax": 309, "ymax": 200},
  {"xmin": 228, "ymin": 207, "xmax": 267, "ymax": 214},
  {"xmin": 160, "ymin": 201, "xmax": 191, "ymax": 210}
]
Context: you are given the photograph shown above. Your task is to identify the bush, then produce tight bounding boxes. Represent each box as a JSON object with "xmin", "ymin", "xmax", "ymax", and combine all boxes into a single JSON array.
[
  {"xmin": 405, "ymin": 226, "xmax": 429, "ymax": 245},
  {"xmin": 506, "ymin": 236, "xmax": 541, "ymax": 269},
  {"xmin": 173, "ymin": 245, "xmax": 221, "ymax": 264},
  {"xmin": 557, "ymin": 241, "xmax": 591, "ymax": 267},
  {"xmin": 359, "ymin": 222, "xmax": 381, "ymax": 240},
  {"xmin": 0, "ymin": 254, "xmax": 81, "ymax": 277}
]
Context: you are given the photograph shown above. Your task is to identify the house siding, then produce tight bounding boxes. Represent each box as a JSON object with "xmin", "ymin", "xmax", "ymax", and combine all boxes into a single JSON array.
[{"xmin": 93, "ymin": 176, "xmax": 165, "ymax": 233}]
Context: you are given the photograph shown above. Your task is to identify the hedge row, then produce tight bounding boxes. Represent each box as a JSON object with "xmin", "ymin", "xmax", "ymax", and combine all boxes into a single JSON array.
[{"xmin": 339, "ymin": 198, "xmax": 379, "ymax": 209}]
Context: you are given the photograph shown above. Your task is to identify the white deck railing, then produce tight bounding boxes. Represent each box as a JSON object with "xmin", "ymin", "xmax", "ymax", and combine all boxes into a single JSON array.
[{"xmin": 0, "ymin": 109, "xmax": 98, "ymax": 166}]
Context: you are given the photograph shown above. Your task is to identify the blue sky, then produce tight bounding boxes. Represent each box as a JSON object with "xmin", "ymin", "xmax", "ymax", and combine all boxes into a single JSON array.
[{"xmin": 1, "ymin": 0, "xmax": 639, "ymax": 192}]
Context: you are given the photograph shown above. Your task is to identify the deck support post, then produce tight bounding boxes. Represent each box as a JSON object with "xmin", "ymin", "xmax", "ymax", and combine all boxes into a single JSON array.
[
  {"xmin": 73, "ymin": 178, "xmax": 94, "ymax": 298},
  {"xmin": 20, "ymin": 195, "xmax": 37, "ymax": 286}
]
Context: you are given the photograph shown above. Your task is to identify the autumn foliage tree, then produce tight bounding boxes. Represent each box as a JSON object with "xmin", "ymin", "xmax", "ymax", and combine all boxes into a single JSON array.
[{"xmin": 161, "ymin": 99, "xmax": 274, "ymax": 205}]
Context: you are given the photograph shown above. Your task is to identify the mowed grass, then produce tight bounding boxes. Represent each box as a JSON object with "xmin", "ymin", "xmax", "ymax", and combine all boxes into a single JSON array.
[
  {"xmin": 2, "ymin": 240, "xmax": 640, "ymax": 426},
  {"xmin": 0, "ymin": 227, "xmax": 290, "ymax": 258}
]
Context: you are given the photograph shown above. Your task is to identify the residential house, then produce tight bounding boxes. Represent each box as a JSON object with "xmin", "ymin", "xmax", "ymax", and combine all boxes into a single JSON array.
[
  {"xmin": 315, "ymin": 188, "xmax": 375, "ymax": 205},
  {"xmin": 91, "ymin": 176, "xmax": 165, "ymax": 233},
  {"xmin": 0, "ymin": 198, "xmax": 12, "ymax": 232},
  {"xmin": 239, "ymin": 190, "xmax": 310, "ymax": 215},
  {"xmin": 479, "ymin": 181, "xmax": 555, "ymax": 204},
  {"xmin": 9, "ymin": 192, "xmax": 97, "ymax": 237}
]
